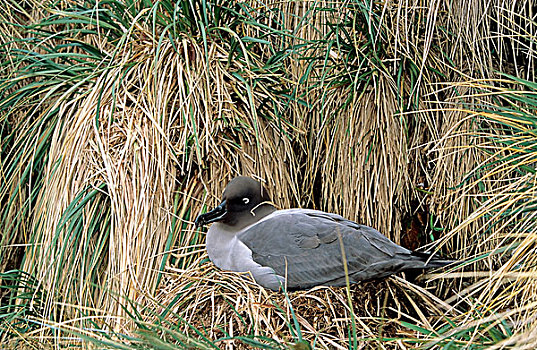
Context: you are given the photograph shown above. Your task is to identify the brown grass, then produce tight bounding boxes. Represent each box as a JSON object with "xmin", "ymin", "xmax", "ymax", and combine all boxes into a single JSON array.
[
  {"xmin": 154, "ymin": 255, "xmax": 450, "ymax": 349},
  {"xmin": 1, "ymin": 0, "xmax": 537, "ymax": 348}
]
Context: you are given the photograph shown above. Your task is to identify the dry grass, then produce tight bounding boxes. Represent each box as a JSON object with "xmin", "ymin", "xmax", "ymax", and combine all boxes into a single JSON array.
[
  {"xmin": 154, "ymin": 252, "xmax": 455, "ymax": 350},
  {"xmin": 1, "ymin": 0, "xmax": 537, "ymax": 349}
]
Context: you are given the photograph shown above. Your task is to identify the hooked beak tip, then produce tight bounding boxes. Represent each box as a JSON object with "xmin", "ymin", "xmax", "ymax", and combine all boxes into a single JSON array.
[
  {"xmin": 194, "ymin": 200, "xmax": 227, "ymax": 227},
  {"xmin": 194, "ymin": 215, "xmax": 205, "ymax": 227}
]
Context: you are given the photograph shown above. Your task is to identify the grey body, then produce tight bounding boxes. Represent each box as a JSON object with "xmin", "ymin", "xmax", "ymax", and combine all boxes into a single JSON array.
[{"xmin": 196, "ymin": 176, "xmax": 453, "ymax": 291}]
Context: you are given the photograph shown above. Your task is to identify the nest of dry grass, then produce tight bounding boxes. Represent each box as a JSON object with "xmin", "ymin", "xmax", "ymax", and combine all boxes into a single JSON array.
[{"xmin": 154, "ymin": 253, "xmax": 453, "ymax": 349}]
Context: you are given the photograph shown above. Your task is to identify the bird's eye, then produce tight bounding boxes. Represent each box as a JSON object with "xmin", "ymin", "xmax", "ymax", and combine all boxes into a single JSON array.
[{"xmin": 242, "ymin": 197, "xmax": 250, "ymax": 204}]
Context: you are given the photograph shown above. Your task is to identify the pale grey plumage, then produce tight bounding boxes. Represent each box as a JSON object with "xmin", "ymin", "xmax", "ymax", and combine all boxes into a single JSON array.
[{"xmin": 195, "ymin": 176, "xmax": 453, "ymax": 291}]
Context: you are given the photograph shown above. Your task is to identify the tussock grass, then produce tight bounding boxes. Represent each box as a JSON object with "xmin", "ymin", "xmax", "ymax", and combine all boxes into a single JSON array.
[
  {"xmin": 155, "ymin": 257, "xmax": 446, "ymax": 349},
  {"xmin": 1, "ymin": 0, "xmax": 537, "ymax": 349}
]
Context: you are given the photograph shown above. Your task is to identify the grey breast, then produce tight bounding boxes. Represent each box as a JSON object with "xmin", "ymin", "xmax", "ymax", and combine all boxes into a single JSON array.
[{"xmin": 237, "ymin": 209, "xmax": 413, "ymax": 290}]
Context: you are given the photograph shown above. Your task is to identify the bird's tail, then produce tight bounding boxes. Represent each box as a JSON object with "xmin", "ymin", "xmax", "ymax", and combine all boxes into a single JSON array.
[{"xmin": 410, "ymin": 250, "xmax": 457, "ymax": 269}]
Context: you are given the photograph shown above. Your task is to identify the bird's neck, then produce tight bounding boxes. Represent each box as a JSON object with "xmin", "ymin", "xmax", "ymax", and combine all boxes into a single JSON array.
[
  {"xmin": 230, "ymin": 204, "xmax": 276, "ymax": 231},
  {"xmin": 214, "ymin": 203, "xmax": 275, "ymax": 232}
]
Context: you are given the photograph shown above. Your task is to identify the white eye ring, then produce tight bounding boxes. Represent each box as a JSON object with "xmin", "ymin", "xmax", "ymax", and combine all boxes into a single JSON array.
[{"xmin": 242, "ymin": 198, "xmax": 250, "ymax": 204}]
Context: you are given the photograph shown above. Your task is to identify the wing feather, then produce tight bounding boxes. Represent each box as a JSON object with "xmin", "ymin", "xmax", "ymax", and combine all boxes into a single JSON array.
[{"xmin": 237, "ymin": 210, "xmax": 413, "ymax": 290}]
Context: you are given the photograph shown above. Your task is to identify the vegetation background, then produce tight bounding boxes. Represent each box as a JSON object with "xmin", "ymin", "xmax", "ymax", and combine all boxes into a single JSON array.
[{"xmin": 1, "ymin": 0, "xmax": 536, "ymax": 348}]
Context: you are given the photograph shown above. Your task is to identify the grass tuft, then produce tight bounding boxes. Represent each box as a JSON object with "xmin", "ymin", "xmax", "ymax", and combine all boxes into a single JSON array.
[{"xmin": 1, "ymin": 0, "xmax": 537, "ymax": 348}]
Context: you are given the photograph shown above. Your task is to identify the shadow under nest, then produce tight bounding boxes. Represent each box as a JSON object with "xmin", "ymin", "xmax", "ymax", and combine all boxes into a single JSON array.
[{"xmin": 155, "ymin": 257, "xmax": 443, "ymax": 349}]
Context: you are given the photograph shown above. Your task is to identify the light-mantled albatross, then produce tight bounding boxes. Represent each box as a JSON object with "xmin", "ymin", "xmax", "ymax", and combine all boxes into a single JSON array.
[{"xmin": 195, "ymin": 176, "xmax": 454, "ymax": 291}]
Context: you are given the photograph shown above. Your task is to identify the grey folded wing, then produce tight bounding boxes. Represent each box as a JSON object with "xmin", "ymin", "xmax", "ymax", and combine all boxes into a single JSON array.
[{"xmin": 237, "ymin": 210, "xmax": 413, "ymax": 290}]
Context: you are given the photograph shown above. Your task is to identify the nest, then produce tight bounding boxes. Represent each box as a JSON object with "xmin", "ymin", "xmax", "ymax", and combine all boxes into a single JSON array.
[{"xmin": 153, "ymin": 253, "xmax": 449, "ymax": 349}]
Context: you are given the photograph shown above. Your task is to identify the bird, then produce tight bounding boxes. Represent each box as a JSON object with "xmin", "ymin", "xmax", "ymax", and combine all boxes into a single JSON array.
[{"xmin": 195, "ymin": 176, "xmax": 454, "ymax": 291}]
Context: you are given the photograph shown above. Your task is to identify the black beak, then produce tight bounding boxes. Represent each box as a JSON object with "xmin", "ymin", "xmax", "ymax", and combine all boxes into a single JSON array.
[{"xmin": 195, "ymin": 200, "xmax": 227, "ymax": 227}]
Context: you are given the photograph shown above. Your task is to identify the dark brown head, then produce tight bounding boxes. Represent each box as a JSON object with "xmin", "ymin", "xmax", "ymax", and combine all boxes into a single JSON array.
[{"xmin": 195, "ymin": 176, "xmax": 275, "ymax": 229}]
